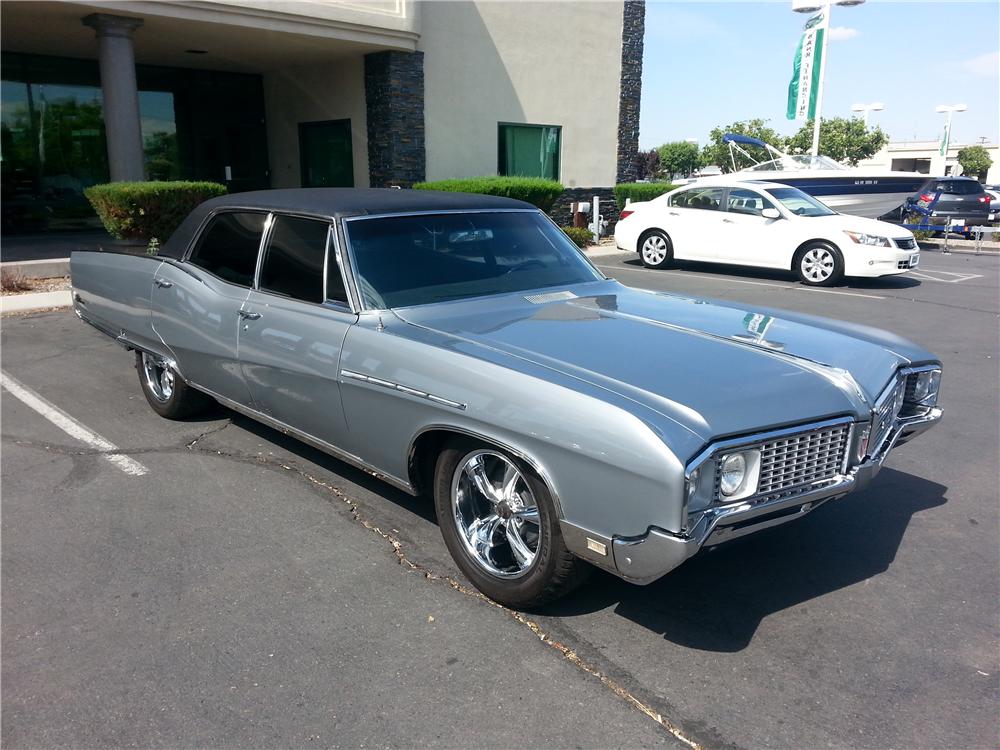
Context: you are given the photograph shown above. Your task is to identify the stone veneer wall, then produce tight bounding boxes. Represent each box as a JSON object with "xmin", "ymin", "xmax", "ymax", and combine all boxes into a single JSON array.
[
  {"xmin": 364, "ymin": 50, "xmax": 425, "ymax": 188},
  {"xmin": 550, "ymin": 187, "xmax": 619, "ymax": 232},
  {"xmin": 615, "ymin": 0, "xmax": 645, "ymax": 184}
]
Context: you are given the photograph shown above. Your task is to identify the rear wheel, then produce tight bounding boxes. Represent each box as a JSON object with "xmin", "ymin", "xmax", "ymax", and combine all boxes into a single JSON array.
[
  {"xmin": 433, "ymin": 439, "xmax": 588, "ymax": 609},
  {"xmin": 639, "ymin": 230, "xmax": 673, "ymax": 269},
  {"xmin": 795, "ymin": 242, "xmax": 844, "ymax": 286},
  {"xmin": 135, "ymin": 351, "xmax": 211, "ymax": 419}
]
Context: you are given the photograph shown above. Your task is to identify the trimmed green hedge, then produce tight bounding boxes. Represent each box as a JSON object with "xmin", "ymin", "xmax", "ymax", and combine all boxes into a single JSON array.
[
  {"xmin": 84, "ymin": 181, "xmax": 228, "ymax": 241},
  {"xmin": 613, "ymin": 182, "xmax": 678, "ymax": 211},
  {"xmin": 413, "ymin": 176, "xmax": 564, "ymax": 212},
  {"xmin": 560, "ymin": 226, "xmax": 594, "ymax": 248}
]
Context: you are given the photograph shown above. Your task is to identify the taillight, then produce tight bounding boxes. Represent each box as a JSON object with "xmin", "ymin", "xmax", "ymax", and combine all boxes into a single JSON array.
[
  {"xmin": 978, "ymin": 195, "xmax": 991, "ymax": 203},
  {"xmin": 620, "ymin": 209, "xmax": 633, "ymax": 220},
  {"xmin": 919, "ymin": 193, "xmax": 935, "ymax": 202}
]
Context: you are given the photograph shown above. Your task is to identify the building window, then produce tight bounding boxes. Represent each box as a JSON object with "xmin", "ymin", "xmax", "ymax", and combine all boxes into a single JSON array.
[{"xmin": 498, "ymin": 123, "xmax": 560, "ymax": 180}]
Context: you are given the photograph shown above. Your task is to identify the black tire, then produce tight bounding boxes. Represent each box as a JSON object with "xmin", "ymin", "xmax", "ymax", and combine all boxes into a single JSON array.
[
  {"xmin": 794, "ymin": 241, "xmax": 845, "ymax": 287},
  {"xmin": 638, "ymin": 229, "xmax": 673, "ymax": 269},
  {"xmin": 433, "ymin": 438, "xmax": 589, "ymax": 609},
  {"xmin": 134, "ymin": 351, "xmax": 212, "ymax": 419}
]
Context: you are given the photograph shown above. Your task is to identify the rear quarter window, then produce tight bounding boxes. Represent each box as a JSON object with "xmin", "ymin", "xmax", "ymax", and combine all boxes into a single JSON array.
[{"xmin": 188, "ymin": 212, "xmax": 267, "ymax": 287}]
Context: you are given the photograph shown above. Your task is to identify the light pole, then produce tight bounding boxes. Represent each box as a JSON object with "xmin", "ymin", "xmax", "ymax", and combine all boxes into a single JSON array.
[
  {"xmin": 935, "ymin": 104, "xmax": 967, "ymax": 159},
  {"xmin": 793, "ymin": 0, "xmax": 866, "ymax": 156},
  {"xmin": 851, "ymin": 102, "xmax": 884, "ymax": 128}
]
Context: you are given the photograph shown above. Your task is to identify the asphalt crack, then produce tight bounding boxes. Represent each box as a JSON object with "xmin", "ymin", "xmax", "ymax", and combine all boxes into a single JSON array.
[{"xmin": 182, "ymin": 439, "xmax": 702, "ymax": 749}]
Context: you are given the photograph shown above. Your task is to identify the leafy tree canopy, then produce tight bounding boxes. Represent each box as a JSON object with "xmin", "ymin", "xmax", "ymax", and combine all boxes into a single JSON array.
[
  {"xmin": 656, "ymin": 141, "xmax": 700, "ymax": 178},
  {"xmin": 956, "ymin": 145, "xmax": 993, "ymax": 179},
  {"xmin": 785, "ymin": 117, "xmax": 888, "ymax": 165}
]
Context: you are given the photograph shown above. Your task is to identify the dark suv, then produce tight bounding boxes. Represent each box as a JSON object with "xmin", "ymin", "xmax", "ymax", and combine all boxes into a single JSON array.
[{"xmin": 904, "ymin": 177, "xmax": 993, "ymax": 228}]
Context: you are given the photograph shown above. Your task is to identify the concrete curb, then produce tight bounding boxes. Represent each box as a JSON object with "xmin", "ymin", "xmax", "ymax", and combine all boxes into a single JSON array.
[
  {"xmin": 1, "ymin": 290, "xmax": 73, "ymax": 314},
  {"xmin": 0, "ymin": 258, "xmax": 71, "ymax": 279},
  {"xmin": 583, "ymin": 245, "xmax": 628, "ymax": 258}
]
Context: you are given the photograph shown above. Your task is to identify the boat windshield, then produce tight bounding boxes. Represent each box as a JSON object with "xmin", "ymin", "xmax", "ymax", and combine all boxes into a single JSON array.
[
  {"xmin": 743, "ymin": 154, "xmax": 845, "ymax": 172},
  {"xmin": 766, "ymin": 187, "xmax": 837, "ymax": 217}
]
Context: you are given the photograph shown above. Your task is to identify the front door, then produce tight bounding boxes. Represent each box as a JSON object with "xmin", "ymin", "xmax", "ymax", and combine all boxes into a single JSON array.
[
  {"xmin": 299, "ymin": 120, "xmax": 354, "ymax": 188},
  {"xmin": 713, "ymin": 187, "xmax": 783, "ymax": 266},
  {"xmin": 150, "ymin": 210, "xmax": 266, "ymax": 405},
  {"xmin": 237, "ymin": 214, "xmax": 356, "ymax": 448}
]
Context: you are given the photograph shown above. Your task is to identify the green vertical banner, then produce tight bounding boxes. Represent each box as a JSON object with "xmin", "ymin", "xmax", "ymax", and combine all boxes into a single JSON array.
[
  {"xmin": 939, "ymin": 121, "xmax": 951, "ymax": 156},
  {"xmin": 786, "ymin": 12, "xmax": 826, "ymax": 121}
]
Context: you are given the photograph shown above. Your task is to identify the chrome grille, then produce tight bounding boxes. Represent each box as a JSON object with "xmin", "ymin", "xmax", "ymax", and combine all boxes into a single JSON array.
[
  {"xmin": 755, "ymin": 424, "xmax": 850, "ymax": 496},
  {"xmin": 871, "ymin": 378, "xmax": 905, "ymax": 455},
  {"xmin": 893, "ymin": 237, "xmax": 917, "ymax": 250}
]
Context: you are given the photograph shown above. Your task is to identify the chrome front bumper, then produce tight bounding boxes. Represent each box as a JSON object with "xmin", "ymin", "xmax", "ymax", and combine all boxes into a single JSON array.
[{"xmin": 611, "ymin": 406, "xmax": 942, "ymax": 584}]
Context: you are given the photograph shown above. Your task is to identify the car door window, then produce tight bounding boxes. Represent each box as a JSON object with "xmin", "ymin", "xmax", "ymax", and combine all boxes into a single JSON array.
[
  {"xmin": 189, "ymin": 212, "xmax": 266, "ymax": 287},
  {"xmin": 258, "ymin": 215, "xmax": 345, "ymax": 305},
  {"xmin": 670, "ymin": 187, "xmax": 725, "ymax": 211},
  {"xmin": 726, "ymin": 188, "xmax": 775, "ymax": 217}
]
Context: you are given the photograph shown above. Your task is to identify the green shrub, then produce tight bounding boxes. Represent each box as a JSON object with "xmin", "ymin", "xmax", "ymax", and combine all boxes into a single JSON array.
[
  {"xmin": 560, "ymin": 226, "xmax": 594, "ymax": 248},
  {"xmin": 413, "ymin": 176, "xmax": 564, "ymax": 212},
  {"xmin": 84, "ymin": 181, "xmax": 228, "ymax": 241},
  {"xmin": 613, "ymin": 182, "xmax": 678, "ymax": 211}
]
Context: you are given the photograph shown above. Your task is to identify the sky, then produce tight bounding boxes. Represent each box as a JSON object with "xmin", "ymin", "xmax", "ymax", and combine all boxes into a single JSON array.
[{"xmin": 639, "ymin": 0, "xmax": 1000, "ymax": 151}]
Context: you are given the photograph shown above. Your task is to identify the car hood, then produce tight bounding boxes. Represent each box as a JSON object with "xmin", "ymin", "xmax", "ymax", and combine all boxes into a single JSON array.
[
  {"xmin": 805, "ymin": 213, "xmax": 914, "ymax": 237},
  {"xmin": 394, "ymin": 280, "xmax": 937, "ymax": 443}
]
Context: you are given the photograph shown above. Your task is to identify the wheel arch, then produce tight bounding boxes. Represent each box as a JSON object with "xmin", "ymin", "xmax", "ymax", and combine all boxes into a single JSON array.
[{"xmin": 406, "ymin": 424, "xmax": 565, "ymax": 517}]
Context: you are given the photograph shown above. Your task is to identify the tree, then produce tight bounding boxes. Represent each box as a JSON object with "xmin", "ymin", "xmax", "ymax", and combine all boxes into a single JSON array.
[
  {"xmin": 633, "ymin": 149, "xmax": 661, "ymax": 181},
  {"xmin": 656, "ymin": 141, "xmax": 699, "ymax": 178},
  {"xmin": 956, "ymin": 145, "xmax": 992, "ymax": 180},
  {"xmin": 700, "ymin": 119, "xmax": 785, "ymax": 173},
  {"xmin": 784, "ymin": 117, "xmax": 888, "ymax": 165}
]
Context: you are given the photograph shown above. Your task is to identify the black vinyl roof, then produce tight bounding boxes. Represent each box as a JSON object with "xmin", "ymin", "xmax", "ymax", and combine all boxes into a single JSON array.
[{"xmin": 159, "ymin": 188, "xmax": 535, "ymax": 259}]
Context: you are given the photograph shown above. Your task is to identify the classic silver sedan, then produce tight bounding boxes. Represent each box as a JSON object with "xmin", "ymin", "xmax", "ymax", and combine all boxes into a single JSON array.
[{"xmin": 71, "ymin": 189, "xmax": 943, "ymax": 608}]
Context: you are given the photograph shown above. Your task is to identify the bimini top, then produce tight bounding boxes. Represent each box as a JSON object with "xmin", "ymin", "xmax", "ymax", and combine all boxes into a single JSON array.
[{"xmin": 159, "ymin": 188, "xmax": 536, "ymax": 259}]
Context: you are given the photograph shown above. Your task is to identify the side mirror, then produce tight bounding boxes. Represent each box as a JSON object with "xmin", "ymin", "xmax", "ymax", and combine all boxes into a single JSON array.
[{"xmin": 761, "ymin": 208, "xmax": 781, "ymax": 220}]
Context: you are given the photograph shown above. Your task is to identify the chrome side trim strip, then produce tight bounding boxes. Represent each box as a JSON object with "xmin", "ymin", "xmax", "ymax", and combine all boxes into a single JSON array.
[
  {"xmin": 340, "ymin": 369, "xmax": 467, "ymax": 411},
  {"xmin": 185, "ymin": 381, "xmax": 417, "ymax": 496}
]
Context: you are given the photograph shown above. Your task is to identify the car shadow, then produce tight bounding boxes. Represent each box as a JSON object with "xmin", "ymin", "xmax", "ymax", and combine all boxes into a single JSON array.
[
  {"xmin": 539, "ymin": 468, "xmax": 947, "ymax": 652},
  {"xmin": 620, "ymin": 257, "xmax": 924, "ymax": 290}
]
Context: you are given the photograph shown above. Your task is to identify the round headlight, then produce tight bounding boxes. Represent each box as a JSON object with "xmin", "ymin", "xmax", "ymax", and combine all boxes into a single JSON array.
[
  {"xmin": 686, "ymin": 467, "xmax": 700, "ymax": 503},
  {"xmin": 913, "ymin": 370, "xmax": 940, "ymax": 402},
  {"xmin": 893, "ymin": 382, "xmax": 906, "ymax": 416},
  {"xmin": 720, "ymin": 453, "xmax": 746, "ymax": 496}
]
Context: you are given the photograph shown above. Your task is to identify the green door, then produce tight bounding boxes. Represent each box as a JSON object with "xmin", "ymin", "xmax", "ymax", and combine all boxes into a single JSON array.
[{"xmin": 299, "ymin": 119, "xmax": 354, "ymax": 188}]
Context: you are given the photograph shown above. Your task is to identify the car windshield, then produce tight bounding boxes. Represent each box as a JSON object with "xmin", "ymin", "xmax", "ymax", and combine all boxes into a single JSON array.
[
  {"xmin": 766, "ymin": 187, "xmax": 837, "ymax": 217},
  {"xmin": 345, "ymin": 211, "xmax": 604, "ymax": 309}
]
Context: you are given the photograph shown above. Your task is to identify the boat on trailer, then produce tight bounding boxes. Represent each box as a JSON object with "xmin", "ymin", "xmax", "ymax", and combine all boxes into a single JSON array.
[{"xmin": 693, "ymin": 133, "xmax": 928, "ymax": 220}]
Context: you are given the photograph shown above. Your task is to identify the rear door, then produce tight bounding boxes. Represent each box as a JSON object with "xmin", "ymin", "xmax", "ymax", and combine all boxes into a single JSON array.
[
  {"xmin": 238, "ymin": 214, "xmax": 356, "ymax": 448},
  {"xmin": 666, "ymin": 186, "xmax": 727, "ymax": 260},
  {"xmin": 150, "ymin": 210, "xmax": 266, "ymax": 405}
]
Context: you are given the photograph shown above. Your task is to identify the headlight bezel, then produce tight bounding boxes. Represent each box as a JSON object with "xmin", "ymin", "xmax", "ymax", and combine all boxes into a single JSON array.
[{"xmin": 844, "ymin": 230, "xmax": 891, "ymax": 247}]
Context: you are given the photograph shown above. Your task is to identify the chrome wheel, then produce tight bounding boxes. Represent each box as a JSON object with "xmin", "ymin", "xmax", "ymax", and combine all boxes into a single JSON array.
[
  {"xmin": 641, "ymin": 234, "xmax": 669, "ymax": 266},
  {"xmin": 141, "ymin": 352, "xmax": 175, "ymax": 403},
  {"xmin": 450, "ymin": 449, "xmax": 540, "ymax": 579},
  {"xmin": 801, "ymin": 247, "xmax": 836, "ymax": 282}
]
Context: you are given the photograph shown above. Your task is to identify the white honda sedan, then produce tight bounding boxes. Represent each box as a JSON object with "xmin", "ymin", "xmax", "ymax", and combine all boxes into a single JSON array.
[{"xmin": 614, "ymin": 180, "xmax": 920, "ymax": 286}]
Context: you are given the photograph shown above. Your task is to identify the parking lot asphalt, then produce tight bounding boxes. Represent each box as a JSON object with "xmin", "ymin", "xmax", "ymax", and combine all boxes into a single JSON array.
[{"xmin": 3, "ymin": 250, "xmax": 998, "ymax": 749}]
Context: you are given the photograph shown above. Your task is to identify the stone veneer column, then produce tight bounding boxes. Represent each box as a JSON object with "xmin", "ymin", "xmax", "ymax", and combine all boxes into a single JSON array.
[
  {"xmin": 82, "ymin": 13, "xmax": 146, "ymax": 182},
  {"xmin": 364, "ymin": 50, "xmax": 425, "ymax": 188},
  {"xmin": 616, "ymin": 1, "xmax": 645, "ymax": 184}
]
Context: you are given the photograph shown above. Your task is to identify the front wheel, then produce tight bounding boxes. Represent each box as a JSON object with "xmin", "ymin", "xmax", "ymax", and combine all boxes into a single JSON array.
[
  {"xmin": 433, "ymin": 439, "xmax": 589, "ymax": 609},
  {"xmin": 795, "ymin": 242, "xmax": 844, "ymax": 286},
  {"xmin": 639, "ymin": 230, "xmax": 673, "ymax": 269},
  {"xmin": 135, "ymin": 351, "xmax": 212, "ymax": 419}
]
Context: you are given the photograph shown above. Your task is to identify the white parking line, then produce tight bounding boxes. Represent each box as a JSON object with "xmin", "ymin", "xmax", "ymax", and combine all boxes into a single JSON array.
[
  {"xmin": 597, "ymin": 265, "xmax": 887, "ymax": 299},
  {"xmin": 1, "ymin": 371, "xmax": 148, "ymax": 476},
  {"xmin": 906, "ymin": 270, "xmax": 984, "ymax": 283}
]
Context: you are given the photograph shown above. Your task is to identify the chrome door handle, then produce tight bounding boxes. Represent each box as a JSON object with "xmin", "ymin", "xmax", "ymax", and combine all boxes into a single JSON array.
[
  {"xmin": 722, "ymin": 218, "xmax": 735, "ymax": 223},
  {"xmin": 237, "ymin": 310, "xmax": 262, "ymax": 321},
  {"xmin": 668, "ymin": 211, "xmax": 680, "ymax": 216},
  {"xmin": 154, "ymin": 278, "xmax": 173, "ymax": 288}
]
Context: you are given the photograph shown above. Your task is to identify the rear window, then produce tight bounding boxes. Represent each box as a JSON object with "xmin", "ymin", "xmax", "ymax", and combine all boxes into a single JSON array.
[
  {"xmin": 933, "ymin": 180, "xmax": 985, "ymax": 196},
  {"xmin": 189, "ymin": 212, "xmax": 266, "ymax": 287}
]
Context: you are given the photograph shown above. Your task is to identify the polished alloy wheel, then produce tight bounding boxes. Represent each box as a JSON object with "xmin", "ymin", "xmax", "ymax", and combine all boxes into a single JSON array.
[
  {"xmin": 801, "ymin": 247, "xmax": 835, "ymax": 282},
  {"xmin": 141, "ymin": 352, "xmax": 175, "ymax": 403},
  {"xmin": 450, "ymin": 450, "xmax": 540, "ymax": 578},
  {"xmin": 641, "ymin": 235, "xmax": 668, "ymax": 266}
]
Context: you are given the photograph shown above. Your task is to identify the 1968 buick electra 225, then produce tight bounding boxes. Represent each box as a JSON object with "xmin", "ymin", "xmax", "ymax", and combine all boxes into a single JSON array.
[{"xmin": 71, "ymin": 189, "xmax": 943, "ymax": 608}]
